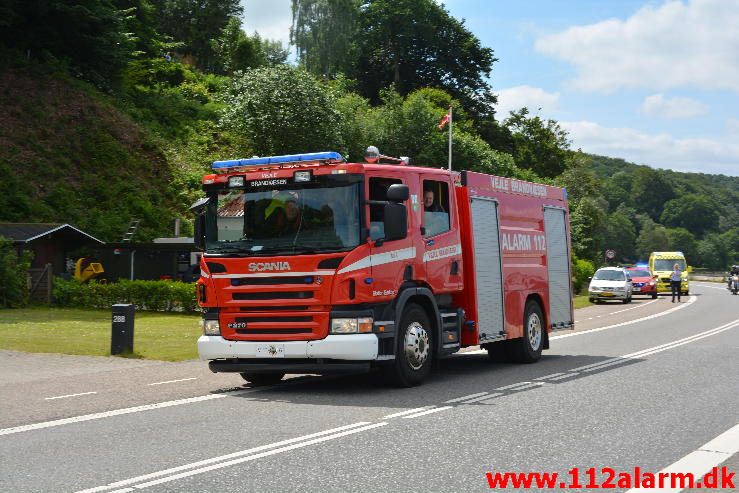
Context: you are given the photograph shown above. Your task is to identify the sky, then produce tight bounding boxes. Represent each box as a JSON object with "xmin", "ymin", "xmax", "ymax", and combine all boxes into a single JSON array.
[{"xmin": 241, "ymin": 0, "xmax": 739, "ymax": 176}]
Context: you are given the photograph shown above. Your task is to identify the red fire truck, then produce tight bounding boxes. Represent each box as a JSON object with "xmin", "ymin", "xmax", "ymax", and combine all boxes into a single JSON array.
[{"xmin": 194, "ymin": 149, "xmax": 573, "ymax": 386}]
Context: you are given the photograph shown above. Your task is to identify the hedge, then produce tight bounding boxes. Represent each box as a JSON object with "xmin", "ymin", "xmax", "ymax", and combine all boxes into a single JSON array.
[{"xmin": 54, "ymin": 278, "xmax": 198, "ymax": 312}]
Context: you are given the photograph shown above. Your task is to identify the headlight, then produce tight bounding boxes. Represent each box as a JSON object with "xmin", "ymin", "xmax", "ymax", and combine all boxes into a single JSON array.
[
  {"xmin": 200, "ymin": 319, "xmax": 220, "ymax": 336},
  {"xmin": 228, "ymin": 176, "xmax": 244, "ymax": 187},
  {"xmin": 330, "ymin": 317, "xmax": 373, "ymax": 334}
]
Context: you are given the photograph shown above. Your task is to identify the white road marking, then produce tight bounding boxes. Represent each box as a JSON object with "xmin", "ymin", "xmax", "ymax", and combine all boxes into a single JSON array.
[
  {"xmin": 549, "ymin": 373, "xmax": 579, "ymax": 381},
  {"xmin": 570, "ymin": 318, "xmax": 739, "ymax": 374},
  {"xmin": 445, "ymin": 392, "xmax": 489, "ymax": 403},
  {"xmin": 146, "ymin": 378, "xmax": 197, "ymax": 386},
  {"xmin": 624, "ymin": 422, "xmax": 739, "ymax": 493},
  {"xmin": 534, "ymin": 372, "xmax": 565, "ymax": 380},
  {"xmin": 610, "ymin": 298, "xmax": 659, "ymax": 315},
  {"xmin": 383, "ymin": 407, "xmax": 435, "ymax": 419},
  {"xmin": 692, "ymin": 282, "xmax": 730, "ymax": 291},
  {"xmin": 459, "ymin": 392, "xmax": 503, "ymax": 403},
  {"xmin": 552, "ymin": 296, "xmax": 696, "ymax": 340},
  {"xmin": 1, "ymin": 389, "xmax": 256, "ymax": 437},
  {"xmin": 401, "ymin": 406, "xmax": 453, "ymax": 419},
  {"xmin": 77, "ymin": 422, "xmax": 388, "ymax": 493},
  {"xmin": 44, "ymin": 392, "xmax": 97, "ymax": 401},
  {"xmin": 506, "ymin": 382, "xmax": 545, "ymax": 391},
  {"xmin": 496, "ymin": 381, "xmax": 535, "ymax": 391}
]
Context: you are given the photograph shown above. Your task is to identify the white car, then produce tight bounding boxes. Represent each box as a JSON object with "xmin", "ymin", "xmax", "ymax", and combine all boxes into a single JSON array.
[{"xmin": 588, "ymin": 267, "xmax": 633, "ymax": 304}]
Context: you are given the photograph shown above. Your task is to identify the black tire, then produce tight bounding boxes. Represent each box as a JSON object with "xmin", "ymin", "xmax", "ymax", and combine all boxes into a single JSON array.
[
  {"xmin": 595, "ymin": 300, "xmax": 604, "ymax": 305},
  {"xmin": 240, "ymin": 372, "xmax": 285, "ymax": 385},
  {"xmin": 588, "ymin": 297, "xmax": 595, "ymax": 303},
  {"xmin": 383, "ymin": 303, "xmax": 433, "ymax": 387},
  {"xmin": 622, "ymin": 295, "xmax": 632, "ymax": 304},
  {"xmin": 508, "ymin": 300, "xmax": 544, "ymax": 364},
  {"xmin": 651, "ymin": 292, "xmax": 658, "ymax": 299}
]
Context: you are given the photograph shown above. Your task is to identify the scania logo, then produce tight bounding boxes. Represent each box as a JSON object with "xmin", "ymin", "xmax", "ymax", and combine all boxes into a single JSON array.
[{"xmin": 248, "ymin": 262, "xmax": 291, "ymax": 272}]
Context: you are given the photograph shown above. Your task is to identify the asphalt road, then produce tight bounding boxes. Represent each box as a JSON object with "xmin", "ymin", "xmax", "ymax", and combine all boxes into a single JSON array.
[{"xmin": 0, "ymin": 282, "xmax": 737, "ymax": 492}]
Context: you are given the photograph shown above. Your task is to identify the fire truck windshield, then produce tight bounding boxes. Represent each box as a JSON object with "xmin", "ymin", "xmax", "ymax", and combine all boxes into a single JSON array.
[{"xmin": 205, "ymin": 177, "xmax": 361, "ymax": 255}]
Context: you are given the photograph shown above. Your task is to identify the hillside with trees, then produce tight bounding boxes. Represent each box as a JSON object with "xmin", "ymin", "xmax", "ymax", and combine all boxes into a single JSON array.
[{"xmin": 0, "ymin": 0, "xmax": 736, "ymax": 272}]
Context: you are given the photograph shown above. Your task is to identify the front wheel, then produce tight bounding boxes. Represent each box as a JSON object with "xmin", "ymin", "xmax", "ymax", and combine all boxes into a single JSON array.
[
  {"xmin": 383, "ymin": 304, "xmax": 433, "ymax": 387},
  {"xmin": 240, "ymin": 372, "xmax": 285, "ymax": 385},
  {"xmin": 651, "ymin": 292, "xmax": 658, "ymax": 299},
  {"xmin": 508, "ymin": 300, "xmax": 544, "ymax": 363}
]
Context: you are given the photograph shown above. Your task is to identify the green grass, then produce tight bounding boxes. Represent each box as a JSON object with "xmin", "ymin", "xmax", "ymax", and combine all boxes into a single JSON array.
[
  {"xmin": 573, "ymin": 295, "xmax": 593, "ymax": 310},
  {"xmin": 0, "ymin": 307, "xmax": 200, "ymax": 361}
]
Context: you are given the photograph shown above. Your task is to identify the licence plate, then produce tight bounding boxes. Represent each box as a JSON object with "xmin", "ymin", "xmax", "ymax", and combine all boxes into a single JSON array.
[
  {"xmin": 633, "ymin": 287, "xmax": 641, "ymax": 292},
  {"xmin": 601, "ymin": 292, "xmax": 615, "ymax": 296},
  {"xmin": 256, "ymin": 344, "xmax": 285, "ymax": 358}
]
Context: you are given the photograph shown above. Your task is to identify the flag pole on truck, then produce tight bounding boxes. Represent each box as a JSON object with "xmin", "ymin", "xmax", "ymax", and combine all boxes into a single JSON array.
[{"xmin": 438, "ymin": 104, "xmax": 452, "ymax": 170}]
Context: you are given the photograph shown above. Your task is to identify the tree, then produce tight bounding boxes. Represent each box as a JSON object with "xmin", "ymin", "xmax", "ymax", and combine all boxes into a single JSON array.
[
  {"xmin": 666, "ymin": 227, "xmax": 697, "ymax": 265},
  {"xmin": 152, "ymin": 0, "xmax": 243, "ymax": 72},
  {"xmin": 0, "ymin": 237, "xmax": 33, "ymax": 308},
  {"xmin": 604, "ymin": 210, "xmax": 636, "ymax": 262},
  {"xmin": 352, "ymin": 0, "xmax": 497, "ymax": 117},
  {"xmin": 0, "ymin": 0, "xmax": 135, "ymax": 84},
  {"xmin": 630, "ymin": 167, "xmax": 675, "ymax": 222},
  {"xmin": 635, "ymin": 217, "xmax": 670, "ymax": 259},
  {"xmin": 504, "ymin": 108, "xmax": 571, "ymax": 178},
  {"xmin": 660, "ymin": 194, "xmax": 719, "ymax": 237},
  {"xmin": 220, "ymin": 66, "xmax": 342, "ymax": 155},
  {"xmin": 291, "ymin": 0, "xmax": 360, "ymax": 78},
  {"xmin": 602, "ymin": 171, "xmax": 633, "ymax": 212},
  {"xmin": 556, "ymin": 152, "xmax": 599, "ymax": 205},
  {"xmin": 570, "ymin": 196, "xmax": 608, "ymax": 262}
]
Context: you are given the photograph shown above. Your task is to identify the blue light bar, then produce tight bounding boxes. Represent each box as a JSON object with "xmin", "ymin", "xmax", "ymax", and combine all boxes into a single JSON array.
[
  {"xmin": 635, "ymin": 263, "xmax": 649, "ymax": 269},
  {"xmin": 212, "ymin": 151, "xmax": 344, "ymax": 170}
]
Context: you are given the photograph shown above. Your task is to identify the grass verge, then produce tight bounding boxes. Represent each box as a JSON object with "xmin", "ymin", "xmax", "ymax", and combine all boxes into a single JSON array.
[
  {"xmin": 0, "ymin": 307, "xmax": 200, "ymax": 361},
  {"xmin": 573, "ymin": 295, "xmax": 593, "ymax": 310}
]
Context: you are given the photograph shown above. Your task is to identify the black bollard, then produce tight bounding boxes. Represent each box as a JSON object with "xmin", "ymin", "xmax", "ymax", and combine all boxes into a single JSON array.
[{"xmin": 111, "ymin": 304, "xmax": 135, "ymax": 355}]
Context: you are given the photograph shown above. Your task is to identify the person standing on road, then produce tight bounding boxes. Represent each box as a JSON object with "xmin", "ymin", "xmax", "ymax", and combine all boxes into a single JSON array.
[{"xmin": 670, "ymin": 263, "xmax": 682, "ymax": 303}]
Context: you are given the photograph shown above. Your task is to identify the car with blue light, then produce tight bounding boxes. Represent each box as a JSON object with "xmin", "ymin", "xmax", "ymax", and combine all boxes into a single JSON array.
[{"xmin": 625, "ymin": 266, "xmax": 658, "ymax": 299}]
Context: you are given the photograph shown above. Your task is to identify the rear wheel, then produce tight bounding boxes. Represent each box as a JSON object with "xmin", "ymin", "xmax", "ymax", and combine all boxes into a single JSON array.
[
  {"xmin": 508, "ymin": 300, "xmax": 544, "ymax": 363},
  {"xmin": 384, "ymin": 304, "xmax": 433, "ymax": 387},
  {"xmin": 240, "ymin": 372, "xmax": 285, "ymax": 385}
]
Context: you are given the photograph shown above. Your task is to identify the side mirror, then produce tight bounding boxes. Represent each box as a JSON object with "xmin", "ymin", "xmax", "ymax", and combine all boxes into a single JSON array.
[
  {"xmin": 383, "ymin": 203, "xmax": 407, "ymax": 241},
  {"xmin": 190, "ymin": 197, "xmax": 209, "ymax": 251},
  {"xmin": 386, "ymin": 184, "xmax": 409, "ymax": 203},
  {"xmin": 587, "ymin": 276, "xmax": 592, "ymax": 280},
  {"xmin": 194, "ymin": 213, "xmax": 206, "ymax": 251}
]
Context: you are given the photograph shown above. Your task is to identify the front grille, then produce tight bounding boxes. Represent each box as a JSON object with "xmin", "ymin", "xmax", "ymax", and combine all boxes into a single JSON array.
[
  {"xmin": 633, "ymin": 282, "xmax": 644, "ymax": 287},
  {"xmin": 236, "ymin": 316, "xmax": 312, "ymax": 323},
  {"xmin": 232, "ymin": 291, "xmax": 314, "ymax": 300},
  {"xmin": 239, "ymin": 305, "xmax": 309, "ymax": 311},
  {"xmin": 231, "ymin": 276, "xmax": 315, "ymax": 286},
  {"xmin": 236, "ymin": 328, "xmax": 312, "ymax": 335}
]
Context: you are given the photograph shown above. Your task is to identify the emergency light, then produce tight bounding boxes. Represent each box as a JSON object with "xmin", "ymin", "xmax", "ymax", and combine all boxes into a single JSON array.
[{"xmin": 212, "ymin": 151, "xmax": 344, "ymax": 170}]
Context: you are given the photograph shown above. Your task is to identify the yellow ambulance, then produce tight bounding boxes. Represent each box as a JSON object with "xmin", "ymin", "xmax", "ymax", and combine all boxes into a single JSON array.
[{"xmin": 649, "ymin": 251, "xmax": 690, "ymax": 295}]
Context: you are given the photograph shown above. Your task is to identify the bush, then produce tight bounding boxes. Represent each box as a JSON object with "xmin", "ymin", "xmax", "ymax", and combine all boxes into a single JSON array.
[
  {"xmin": 572, "ymin": 255, "xmax": 596, "ymax": 294},
  {"xmin": 54, "ymin": 278, "xmax": 198, "ymax": 312},
  {"xmin": 0, "ymin": 236, "xmax": 33, "ymax": 308}
]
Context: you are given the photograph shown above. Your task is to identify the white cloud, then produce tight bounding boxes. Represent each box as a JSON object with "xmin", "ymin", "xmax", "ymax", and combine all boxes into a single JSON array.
[
  {"xmin": 642, "ymin": 93, "xmax": 708, "ymax": 119},
  {"xmin": 534, "ymin": 0, "xmax": 739, "ymax": 93},
  {"xmin": 561, "ymin": 120, "xmax": 739, "ymax": 176},
  {"xmin": 241, "ymin": 0, "xmax": 293, "ymax": 48},
  {"xmin": 495, "ymin": 85, "xmax": 560, "ymax": 118}
]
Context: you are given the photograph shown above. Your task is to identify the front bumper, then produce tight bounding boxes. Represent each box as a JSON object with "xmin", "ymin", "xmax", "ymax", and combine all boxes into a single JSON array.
[
  {"xmin": 589, "ymin": 291, "xmax": 629, "ymax": 300},
  {"xmin": 198, "ymin": 334, "xmax": 379, "ymax": 362},
  {"xmin": 656, "ymin": 281, "xmax": 689, "ymax": 293}
]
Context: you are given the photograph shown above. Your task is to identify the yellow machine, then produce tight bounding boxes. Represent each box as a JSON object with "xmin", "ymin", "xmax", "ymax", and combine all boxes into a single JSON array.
[
  {"xmin": 648, "ymin": 251, "xmax": 690, "ymax": 295},
  {"xmin": 74, "ymin": 257, "xmax": 105, "ymax": 283}
]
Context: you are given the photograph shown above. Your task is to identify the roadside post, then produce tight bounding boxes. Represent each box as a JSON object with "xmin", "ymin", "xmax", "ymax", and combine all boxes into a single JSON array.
[{"xmin": 111, "ymin": 304, "xmax": 135, "ymax": 355}]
